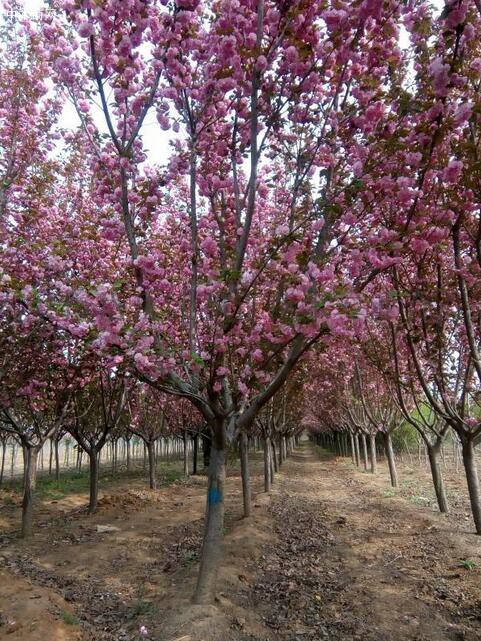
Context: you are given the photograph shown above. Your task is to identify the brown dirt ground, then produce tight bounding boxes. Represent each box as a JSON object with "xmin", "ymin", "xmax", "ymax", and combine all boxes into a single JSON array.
[{"xmin": 1, "ymin": 444, "xmax": 481, "ymax": 641}]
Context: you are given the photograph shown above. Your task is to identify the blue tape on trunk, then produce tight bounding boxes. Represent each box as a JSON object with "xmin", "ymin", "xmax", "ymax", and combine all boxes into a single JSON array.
[{"xmin": 208, "ymin": 487, "xmax": 222, "ymax": 505}]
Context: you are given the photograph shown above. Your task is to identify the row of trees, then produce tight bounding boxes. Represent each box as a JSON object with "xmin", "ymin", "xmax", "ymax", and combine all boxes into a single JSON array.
[{"xmin": 2, "ymin": 0, "xmax": 481, "ymax": 603}]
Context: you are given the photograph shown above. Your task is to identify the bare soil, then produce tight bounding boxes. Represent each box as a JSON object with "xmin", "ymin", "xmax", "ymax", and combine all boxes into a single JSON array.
[{"xmin": 1, "ymin": 444, "xmax": 481, "ymax": 641}]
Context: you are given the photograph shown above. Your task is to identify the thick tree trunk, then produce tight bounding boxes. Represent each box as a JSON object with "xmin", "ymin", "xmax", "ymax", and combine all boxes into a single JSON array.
[
  {"xmin": 263, "ymin": 437, "xmax": 271, "ymax": 492},
  {"xmin": 192, "ymin": 434, "xmax": 199, "ymax": 475},
  {"xmin": 461, "ymin": 439, "xmax": 481, "ymax": 534},
  {"xmin": 383, "ymin": 433, "xmax": 398, "ymax": 488},
  {"xmin": 369, "ymin": 434, "xmax": 377, "ymax": 473},
  {"xmin": 427, "ymin": 441, "xmax": 449, "ymax": 513},
  {"xmin": 88, "ymin": 450, "xmax": 99, "ymax": 514},
  {"xmin": 147, "ymin": 441, "xmax": 156, "ymax": 490},
  {"xmin": 361, "ymin": 434, "xmax": 368, "ymax": 471},
  {"xmin": 239, "ymin": 432, "xmax": 251, "ymax": 518},
  {"xmin": 22, "ymin": 447, "xmax": 38, "ymax": 538},
  {"xmin": 193, "ymin": 443, "xmax": 226, "ymax": 604}
]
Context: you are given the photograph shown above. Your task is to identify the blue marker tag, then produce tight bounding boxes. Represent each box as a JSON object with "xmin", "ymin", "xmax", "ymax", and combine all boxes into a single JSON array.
[{"xmin": 208, "ymin": 487, "xmax": 222, "ymax": 505}]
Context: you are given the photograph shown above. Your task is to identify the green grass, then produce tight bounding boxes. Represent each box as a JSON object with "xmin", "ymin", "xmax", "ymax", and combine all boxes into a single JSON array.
[
  {"xmin": 62, "ymin": 611, "xmax": 80, "ymax": 626},
  {"xmin": 127, "ymin": 592, "xmax": 155, "ymax": 619},
  {"xmin": 459, "ymin": 559, "xmax": 476, "ymax": 570},
  {"xmin": 382, "ymin": 488, "xmax": 397, "ymax": 498},
  {"xmin": 0, "ymin": 460, "xmax": 183, "ymax": 501}
]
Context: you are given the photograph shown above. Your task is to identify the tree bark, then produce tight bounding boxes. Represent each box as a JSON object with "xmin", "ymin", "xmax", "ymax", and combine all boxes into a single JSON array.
[
  {"xmin": 427, "ymin": 441, "xmax": 449, "ymax": 513},
  {"xmin": 349, "ymin": 433, "xmax": 356, "ymax": 465},
  {"xmin": 271, "ymin": 438, "xmax": 278, "ymax": 472},
  {"xmin": 361, "ymin": 433, "xmax": 368, "ymax": 471},
  {"xmin": 0, "ymin": 441, "xmax": 5, "ymax": 485},
  {"xmin": 88, "ymin": 450, "xmax": 100, "ymax": 514},
  {"xmin": 192, "ymin": 434, "xmax": 199, "ymax": 475},
  {"xmin": 193, "ymin": 443, "xmax": 225, "ymax": 604},
  {"xmin": 383, "ymin": 433, "xmax": 398, "ymax": 488},
  {"xmin": 239, "ymin": 432, "xmax": 251, "ymax": 517},
  {"xmin": 354, "ymin": 433, "xmax": 361, "ymax": 467},
  {"xmin": 49, "ymin": 438, "xmax": 53, "ymax": 475},
  {"xmin": 126, "ymin": 438, "xmax": 131, "ymax": 471},
  {"xmin": 369, "ymin": 434, "xmax": 377, "ymax": 473},
  {"xmin": 54, "ymin": 439, "xmax": 60, "ymax": 481},
  {"xmin": 147, "ymin": 440, "xmax": 156, "ymax": 490},
  {"xmin": 202, "ymin": 432, "xmax": 211, "ymax": 469},
  {"xmin": 22, "ymin": 447, "xmax": 38, "ymax": 538},
  {"xmin": 263, "ymin": 437, "xmax": 271, "ymax": 492},
  {"xmin": 183, "ymin": 431, "xmax": 189, "ymax": 477},
  {"xmin": 461, "ymin": 439, "xmax": 481, "ymax": 534}
]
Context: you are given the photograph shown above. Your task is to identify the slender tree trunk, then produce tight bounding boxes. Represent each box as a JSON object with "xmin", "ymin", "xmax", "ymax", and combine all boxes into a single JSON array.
[
  {"xmin": 269, "ymin": 439, "xmax": 275, "ymax": 483},
  {"xmin": 126, "ymin": 439, "xmax": 131, "ymax": 471},
  {"xmin": 361, "ymin": 434, "xmax": 368, "ymax": 471},
  {"xmin": 54, "ymin": 439, "xmax": 60, "ymax": 481},
  {"xmin": 202, "ymin": 433, "xmax": 211, "ymax": 469},
  {"xmin": 427, "ymin": 441, "xmax": 449, "ymax": 513},
  {"xmin": 192, "ymin": 434, "xmax": 199, "ymax": 475},
  {"xmin": 183, "ymin": 431, "xmax": 189, "ymax": 477},
  {"xmin": 271, "ymin": 439, "xmax": 278, "ymax": 473},
  {"xmin": 349, "ymin": 433, "xmax": 356, "ymax": 465},
  {"xmin": 239, "ymin": 432, "xmax": 251, "ymax": 518},
  {"xmin": 354, "ymin": 433, "xmax": 361, "ymax": 467},
  {"xmin": 383, "ymin": 433, "xmax": 398, "ymax": 488},
  {"xmin": 193, "ymin": 442, "xmax": 226, "ymax": 604},
  {"xmin": 461, "ymin": 439, "xmax": 481, "ymax": 534},
  {"xmin": 369, "ymin": 434, "xmax": 377, "ymax": 474},
  {"xmin": 10, "ymin": 442, "xmax": 16, "ymax": 478},
  {"xmin": 263, "ymin": 437, "xmax": 271, "ymax": 492},
  {"xmin": 0, "ymin": 441, "xmax": 5, "ymax": 485},
  {"xmin": 49, "ymin": 438, "xmax": 53, "ymax": 475},
  {"xmin": 147, "ymin": 440, "xmax": 156, "ymax": 490},
  {"xmin": 22, "ymin": 447, "xmax": 38, "ymax": 538},
  {"xmin": 88, "ymin": 450, "xmax": 99, "ymax": 514}
]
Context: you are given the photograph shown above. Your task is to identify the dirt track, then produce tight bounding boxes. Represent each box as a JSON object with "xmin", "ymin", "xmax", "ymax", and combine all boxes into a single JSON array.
[{"xmin": 1, "ymin": 444, "xmax": 480, "ymax": 641}]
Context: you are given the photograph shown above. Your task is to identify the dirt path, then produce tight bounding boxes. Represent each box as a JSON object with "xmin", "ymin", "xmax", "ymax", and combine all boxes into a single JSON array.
[
  {"xmin": 245, "ymin": 445, "xmax": 481, "ymax": 641},
  {"xmin": 1, "ymin": 444, "xmax": 481, "ymax": 641}
]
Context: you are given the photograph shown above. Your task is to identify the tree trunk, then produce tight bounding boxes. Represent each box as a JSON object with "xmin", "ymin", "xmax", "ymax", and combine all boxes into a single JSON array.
[
  {"xmin": 263, "ymin": 437, "xmax": 271, "ymax": 492},
  {"xmin": 126, "ymin": 439, "xmax": 131, "ymax": 471},
  {"xmin": 54, "ymin": 439, "xmax": 60, "ymax": 481},
  {"xmin": 354, "ymin": 433, "xmax": 361, "ymax": 467},
  {"xmin": 427, "ymin": 441, "xmax": 449, "ymax": 514},
  {"xmin": 383, "ymin": 433, "xmax": 398, "ymax": 488},
  {"xmin": 349, "ymin": 433, "xmax": 356, "ymax": 465},
  {"xmin": 369, "ymin": 434, "xmax": 377, "ymax": 473},
  {"xmin": 461, "ymin": 439, "xmax": 481, "ymax": 534},
  {"xmin": 202, "ymin": 432, "xmax": 211, "ymax": 469},
  {"xmin": 271, "ymin": 438, "xmax": 278, "ymax": 473},
  {"xmin": 193, "ymin": 443, "xmax": 226, "ymax": 604},
  {"xmin": 239, "ymin": 432, "xmax": 251, "ymax": 518},
  {"xmin": 88, "ymin": 450, "xmax": 100, "ymax": 514},
  {"xmin": 0, "ymin": 441, "xmax": 5, "ymax": 485},
  {"xmin": 361, "ymin": 434, "xmax": 368, "ymax": 471},
  {"xmin": 49, "ymin": 438, "xmax": 53, "ymax": 475},
  {"xmin": 192, "ymin": 434, "xmax": 199, "ymax": 475},
  {"xmin": 147, "ymin": 440, "xmax": 156, "ymax": 490},
  {"xmin": 183, "ymin": 431, "xmax": 189, "ymax": 477},
  {"xmin": 22, "ymin": 447, "xmax": 38, "ymax": 538}
]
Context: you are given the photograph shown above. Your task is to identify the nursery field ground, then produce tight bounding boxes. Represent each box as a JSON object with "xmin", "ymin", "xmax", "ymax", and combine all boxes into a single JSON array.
[{"xmin": 0, "ymin": 444, "xmax": 481, "ymax": 641}]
